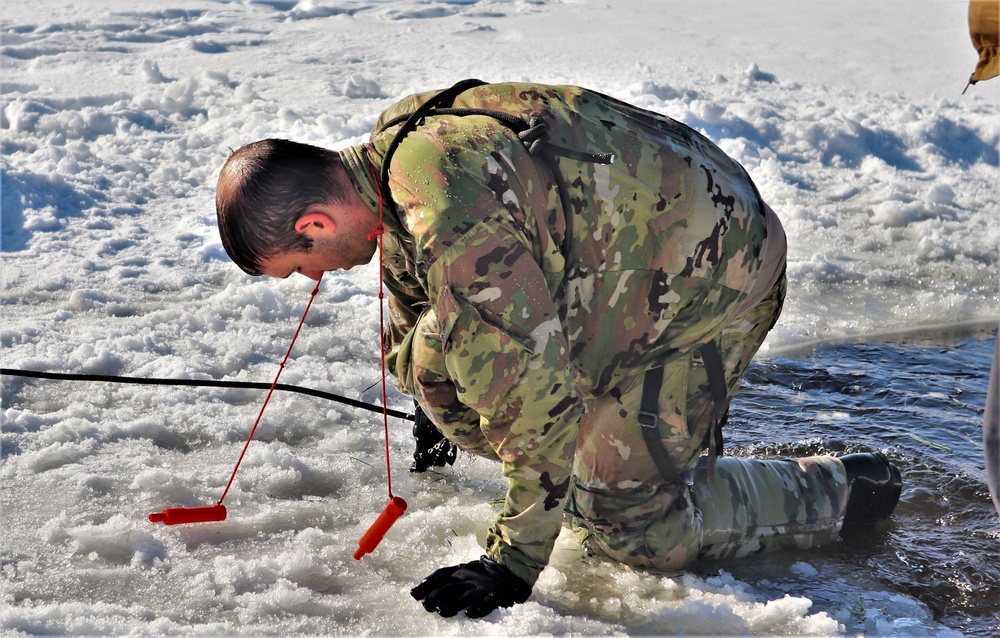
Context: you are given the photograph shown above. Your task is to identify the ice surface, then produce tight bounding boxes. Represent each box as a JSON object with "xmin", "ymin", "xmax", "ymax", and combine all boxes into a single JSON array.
[{"xmin": 2, "ymin": 0, "xmax": 996, "ymax": 635}]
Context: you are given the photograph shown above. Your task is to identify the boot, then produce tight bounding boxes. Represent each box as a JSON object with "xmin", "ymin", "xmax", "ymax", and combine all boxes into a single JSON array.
[{"xmin": 839, "ymin": 452, "xmax": 902, "ymax": 535}]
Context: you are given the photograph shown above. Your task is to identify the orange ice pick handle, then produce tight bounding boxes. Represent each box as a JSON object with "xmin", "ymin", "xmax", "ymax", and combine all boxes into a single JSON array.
[
  {"xmin": 354, "ymin": 496, "xmax": 407, "ymax": 559},
  {"xmin": 148, "ymin": 504, "xmax": 227, "ymax": 525}
]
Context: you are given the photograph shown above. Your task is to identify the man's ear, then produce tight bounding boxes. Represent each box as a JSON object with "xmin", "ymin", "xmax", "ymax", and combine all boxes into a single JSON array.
[{"xmin": 294, "ymin": 208, "xmax": 336, "ymax": 237}]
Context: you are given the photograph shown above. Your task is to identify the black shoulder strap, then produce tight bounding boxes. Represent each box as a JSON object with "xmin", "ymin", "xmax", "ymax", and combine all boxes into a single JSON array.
[
  {"xmin": 377, "ymin": 79, "xmax": 487, "ymax": 204},
  {"xmin": 376, "ymin": 79, "xmax": 614, "ymax": 206},
  {"xmin": 638, "ymin": 341, "xmax": 728, "ymax": 484}
]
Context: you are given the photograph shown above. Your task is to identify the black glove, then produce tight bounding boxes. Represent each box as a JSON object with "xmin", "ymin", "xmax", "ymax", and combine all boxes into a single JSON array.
[
  {"xmin": 410, "ymin": 556, "xmax": 532, "ymax": 618},
  {"xmin": 410, "ymin": 401, "xmax": 457, "ymax": 473}
]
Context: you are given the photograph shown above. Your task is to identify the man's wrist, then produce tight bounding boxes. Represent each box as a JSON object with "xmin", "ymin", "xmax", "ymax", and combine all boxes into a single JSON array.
[{"xmin": 485, "ymin": 533, "xmax": 545, "ymax": 587}]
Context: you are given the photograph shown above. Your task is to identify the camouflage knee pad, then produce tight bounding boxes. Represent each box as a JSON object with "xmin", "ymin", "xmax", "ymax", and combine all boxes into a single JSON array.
[{"xmin": 567, "ymin": 479, "xmax": 704, "ymax": 571}]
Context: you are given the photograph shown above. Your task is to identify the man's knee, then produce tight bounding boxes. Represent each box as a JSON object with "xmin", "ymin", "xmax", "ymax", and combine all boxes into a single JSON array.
[{"xmin": 568, "ymin": 482, "xmax": 704, "ymax": 571}]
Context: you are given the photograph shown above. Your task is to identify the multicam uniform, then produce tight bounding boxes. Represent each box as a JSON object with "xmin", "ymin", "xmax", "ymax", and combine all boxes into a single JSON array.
[{"xmin": 338, "ymin": 82, "xmax": 848, "ymax": 586}]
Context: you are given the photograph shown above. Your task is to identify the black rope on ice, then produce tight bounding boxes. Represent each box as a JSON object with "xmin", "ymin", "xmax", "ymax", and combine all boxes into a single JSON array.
[{"xmin": 0, "ymin": 368, "xmax": 415, "ymax": 422}]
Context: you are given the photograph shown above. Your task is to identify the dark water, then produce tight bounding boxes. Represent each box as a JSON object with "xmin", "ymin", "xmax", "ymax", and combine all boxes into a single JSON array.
[{"xmin": 701, "ymin": 329, "xmax": 998, "ymax": 635}]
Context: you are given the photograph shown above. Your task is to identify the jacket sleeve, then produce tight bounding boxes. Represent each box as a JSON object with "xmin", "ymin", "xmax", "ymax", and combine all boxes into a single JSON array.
[
  {"xmin": 381, "ymin": 199, "xmax": 499, "ymax": 460},
  {"xmin": 389, "ymin": 120, "xmax": 583, "ymax": 586},
  {"xmin": 428, "ymin": 229, "xmax": 583, "ymax": 587}
]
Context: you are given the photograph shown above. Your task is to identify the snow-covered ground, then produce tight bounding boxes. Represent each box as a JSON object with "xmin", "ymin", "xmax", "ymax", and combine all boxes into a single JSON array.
[{"xmin": 2, "ymin": 0, "xmax": 997, "ymax": 635}]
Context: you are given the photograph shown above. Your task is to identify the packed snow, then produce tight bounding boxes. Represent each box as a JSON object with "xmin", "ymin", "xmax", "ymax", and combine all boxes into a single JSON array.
[{"xmin": 2, "ymin": 0, "xmax": 997, "ymax": 635}]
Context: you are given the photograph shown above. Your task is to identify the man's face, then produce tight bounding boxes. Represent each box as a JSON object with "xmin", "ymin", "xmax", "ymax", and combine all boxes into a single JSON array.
[{"xmin": 258, "ymin": 205, "xmax": 377, "ymax": 280}]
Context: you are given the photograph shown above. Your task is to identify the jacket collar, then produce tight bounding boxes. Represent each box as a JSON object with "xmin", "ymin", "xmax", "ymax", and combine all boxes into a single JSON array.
[{"xmin": 338, "ymin": 143, "xmax": 408, "ymax": 238}]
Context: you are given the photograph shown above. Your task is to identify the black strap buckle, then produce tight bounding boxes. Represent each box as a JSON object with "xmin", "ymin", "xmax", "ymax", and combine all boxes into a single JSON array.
[{"xmin": 636, "ymin": 410, "xmax": 658, "ymax": 428}]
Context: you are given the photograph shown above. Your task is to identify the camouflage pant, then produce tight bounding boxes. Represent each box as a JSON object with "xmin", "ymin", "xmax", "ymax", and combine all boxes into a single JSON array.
[
  {"xmin": 570, "ymin": 455, "xmax": 848, "ymax": 570},
  {"xmin": 566, "ymin": 273, "xmax": 849, "ymax": 570},
  {"xmin": 418, "ymin": 266, "xmax": 849, "ymax": 572}
]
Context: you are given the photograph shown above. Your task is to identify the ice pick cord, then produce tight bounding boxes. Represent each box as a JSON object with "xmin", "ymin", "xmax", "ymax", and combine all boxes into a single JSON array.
[{"xmin": 149, "ymin": 277, "xmax": 322, "ymax": 526}]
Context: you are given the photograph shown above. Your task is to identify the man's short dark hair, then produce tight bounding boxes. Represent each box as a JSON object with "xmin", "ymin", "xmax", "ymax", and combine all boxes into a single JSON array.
[{"xmin": 216, "ymin": 138, "xmax": 349, "ymax": 275}]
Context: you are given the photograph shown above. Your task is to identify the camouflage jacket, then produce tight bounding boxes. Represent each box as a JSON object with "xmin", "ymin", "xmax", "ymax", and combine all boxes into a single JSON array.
[{"xmin": 339, "ymin": 82, "xmax": 770, "ymax": 586}]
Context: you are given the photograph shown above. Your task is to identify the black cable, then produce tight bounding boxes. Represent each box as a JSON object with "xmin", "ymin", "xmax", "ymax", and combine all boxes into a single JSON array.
[{"xmin": 0, "ymin": 368, "xmax": 415, "ymax": 422}]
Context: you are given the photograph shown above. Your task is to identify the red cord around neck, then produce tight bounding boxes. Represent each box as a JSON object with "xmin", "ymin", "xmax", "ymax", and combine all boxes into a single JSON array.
[{"xmin": 368, "ymin": 161, "xmax": 393, "ymax": 499}]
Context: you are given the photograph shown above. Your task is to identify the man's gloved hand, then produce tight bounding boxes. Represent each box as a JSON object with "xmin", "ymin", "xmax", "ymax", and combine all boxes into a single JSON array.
[
  {"xmin": 410, "ymin": 556, "xmax": 532, "ymax": 618},
  {"xmin": 410, "ymin": 401, "xmax": 457, "ymax": 473}
]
